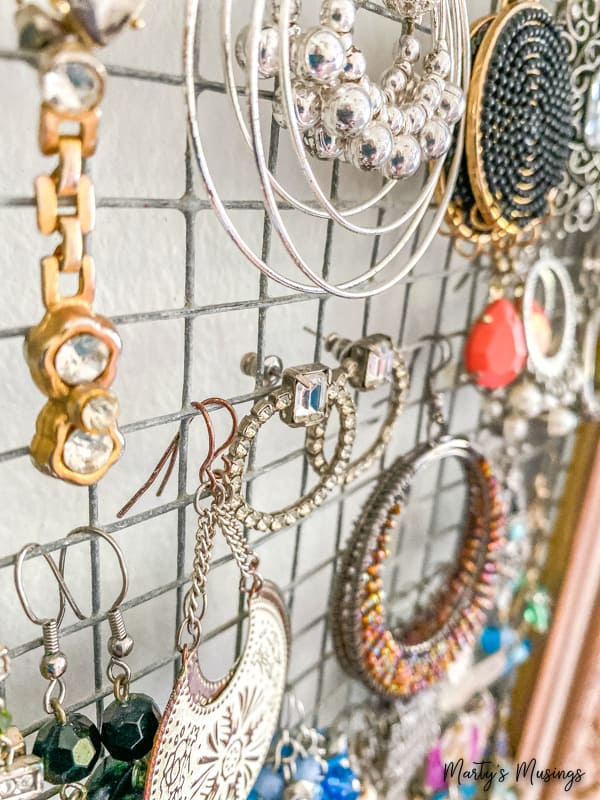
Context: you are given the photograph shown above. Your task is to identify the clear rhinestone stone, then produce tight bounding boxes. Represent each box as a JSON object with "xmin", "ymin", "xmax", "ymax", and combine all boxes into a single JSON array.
[
  {"xmin": 55, "ymin": 334, "xmax": 110, "ymax": 385},
  {"xmin": 365, "ymin": 341, "xmax": 394, "ymax": 387},
  {"xmin": 42, "ymin": 54, "xmax": 104, "ymax": 113},
  {"xmin": 82, "ymin": 394, "xmax": 119, "ymax": 431},
  {"xmin": 294, "ymin": 371, "xmax": 328, "ymax": 421},
  {"xmin": 585, "ymin": 68, "xmax": 600, "ymax": 152},
  {"xmin": 69, "ymin": 0, "xmax": 146, "ymax": 46},
  {"xmin": 63, "ymin": 430, "xmax": 113, "ymax": 474}
]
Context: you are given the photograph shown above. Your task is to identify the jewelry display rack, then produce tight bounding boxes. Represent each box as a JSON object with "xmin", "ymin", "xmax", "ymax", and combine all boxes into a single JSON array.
[{"xmin": 0, "ymin": 0, "xmax": 578, "ymax": 779}]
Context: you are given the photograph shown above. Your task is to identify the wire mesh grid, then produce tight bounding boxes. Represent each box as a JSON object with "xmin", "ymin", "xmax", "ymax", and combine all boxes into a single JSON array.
[{"xmin": 0, "ymin": 0, "xmax": 576, "ymax": 791}]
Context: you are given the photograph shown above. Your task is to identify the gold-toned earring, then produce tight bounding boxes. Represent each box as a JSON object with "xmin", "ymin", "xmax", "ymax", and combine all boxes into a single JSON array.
[
  {"xmin": 14, "ymin": 2, "xmax": 146, "ymax": 484},
  {"xmin": 304, "ymin": 332, "xmax": 409, "ymax": 486}
]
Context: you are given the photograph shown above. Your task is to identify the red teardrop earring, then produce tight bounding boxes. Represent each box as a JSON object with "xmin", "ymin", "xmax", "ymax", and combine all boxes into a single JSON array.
[{"xmin": 464, "ymin": 298, "xmax": 527, "ymax": 389}]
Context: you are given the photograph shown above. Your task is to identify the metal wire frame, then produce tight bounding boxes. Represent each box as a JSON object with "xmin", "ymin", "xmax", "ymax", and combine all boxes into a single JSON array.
[{"xmin": 0, "ymin": 1, "xmax": 576, "ymax": 794}]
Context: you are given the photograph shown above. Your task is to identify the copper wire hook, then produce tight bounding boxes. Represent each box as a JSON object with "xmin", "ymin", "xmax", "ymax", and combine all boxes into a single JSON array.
[{"xmin": 117, "ymin": 397, "xmax": 239, "ymax": 518}]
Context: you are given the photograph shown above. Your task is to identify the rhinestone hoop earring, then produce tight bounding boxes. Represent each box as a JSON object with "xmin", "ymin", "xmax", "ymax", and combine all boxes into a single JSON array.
[
  {"xmin": 228, "ymin": 362, "xmax": 357, "ymax": 531},
  {"xmin": 305, "ymin": 333, "xmax": 409, "ymax": 485}
]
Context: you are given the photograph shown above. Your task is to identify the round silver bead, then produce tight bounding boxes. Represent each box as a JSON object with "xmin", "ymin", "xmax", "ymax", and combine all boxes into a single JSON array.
[
  {"xmin": 108, "ymin": 634, "xmax": 135, "ymax": 659},
  {"xmin": 437, "ymin": 83, "xmax": 466, "ymax": 125},
  {"xmin": 271, "ymin": 0, "xmax": 302, "ymax": 23},
  {"xmin": 306, "ymin": 125, "xmax": 345, "ymax": 159},
  {"xmin": 509, "ymin": 381, "xmax": 543, "ymax": 419},
  {"xmin": 419, "ymin": 117, "xmax": 451, "ymax": 159},
  {"xmin": 397, "ymin": 33, "xmax": 421, "ymax": 64},
  {"xmin": 40, "ymin": 652, "xmax": 68, "ymax": 680},
  {"xmin": 274, "ymin": 81, "xmax": 322, "ymax": 129},
  {"xmin": 424, "ymin": 47, "xmax": 452, "ymax": 78},
  {"xmin": 361, "ymin": 76, "xmax": 384, "ymax": 116},
  {"xmin": 380, "ymin": 66, "xmax": 408, "ymax": 102},
  {"xmin": 349, "ymin": 121, "xmax": 393, "ymax": 170},
  {"xmin": 293, "ymin": 81, "xmax": 322, "ymax": 128},
  {"xmin": 300, "ymin": 27, "xmax": 346, "ymax": 83},
  {"xmin": 320, "ymin": 0, "xmax": 356, "ymax": 33},
  {"xmin": 414, "ymin": 77, "xmax": 442, "ymax": 114},
  {"xmin": 404, "ymin": 102, "xmax": 427, "ymax": 134},
  {"xmin": 385, "ymin": 134, "xmax": 422, "ymax": 179},
  {"xmin": 503, "ymin": 414, "xmax": 529, "ymax": 443},
  {"xmin": 381, "ymin": 103, "xmax": 405, "ymax": 135},
  {"xmin": 258, "ymin": 26, "xmax": 280, "ymax": 78},
  {"xmin": 322, "ymin": 84, "xmax": 372, "ymax": 136},
  {"xmin": 343, "ymin": 45, "xmax": 367, "ymax": 81}
]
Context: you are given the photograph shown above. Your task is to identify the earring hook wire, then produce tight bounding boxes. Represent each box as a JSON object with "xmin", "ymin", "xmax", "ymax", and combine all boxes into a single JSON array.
[{"xmin": 117, "ymin": 397, "xmax": 238, "ymax": 518}]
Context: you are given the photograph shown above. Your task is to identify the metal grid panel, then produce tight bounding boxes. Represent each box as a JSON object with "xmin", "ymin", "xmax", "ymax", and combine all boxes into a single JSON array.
[{"xmin": 0, "ymin": 0, "xmax": 575, "ymax": 782}]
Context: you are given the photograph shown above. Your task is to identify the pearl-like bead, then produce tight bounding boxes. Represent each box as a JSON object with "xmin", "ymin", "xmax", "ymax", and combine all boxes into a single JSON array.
[
  {"xmin": 349, "ymin": 122, "xmax": 393, "ymax": 170},
  {"xmin": 343, "ymin": 45, "xmax": 367, "ymax": 81},
  {"xmin": 385, "ymin": 134, "xmax": 422, "ymax": 179},
  {"xmin": 508, "ymin": 381, "xmax": 543, "ymax": 418},
  {"xmin": 503, "ymin": 414, "xmax": 529, "ymax": 443},
  {"xmin": 320, "ymin": 0, "xmax": 356, "ymax": 33},
  {"xmin": 437, "ymin": 83, "xmax": 466, "ymax": 125},
  {"xmin": 397, "ymin": 33, "xmax": 420, "ymax": 64},
  {"xmin": 300, "ymin": 27, "xmax": 345, "ymax": 83},
  {"xmin": 271, "ymin": 0, "xmax": 302, "ymax": 23},
  {"xmin": 404, "ymin": 102, "xmax": 427, "ymax": 134},
  {"xmin": 419, "ymin": 117, "xmax": 451, "ymax": 159},
  {"xmin": 547, "ymin": 406, "xmax": 578, "ymax": 437},
  {"xmin": 424, "ymin": 47, "xmax": 452, "ymax": 78},
  {"xmin": 322, "ymin": 84, "xmax": 372, "ymax": 136},
  {"xmin": 414, "ymin": 78, "xmax": 442, "ymax": 114}
]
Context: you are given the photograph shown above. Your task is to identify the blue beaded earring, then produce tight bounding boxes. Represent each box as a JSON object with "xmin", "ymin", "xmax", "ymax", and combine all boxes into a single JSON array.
[{"xmin": 248, "ymin": 697, "xmax": 371, "ymax": 800}]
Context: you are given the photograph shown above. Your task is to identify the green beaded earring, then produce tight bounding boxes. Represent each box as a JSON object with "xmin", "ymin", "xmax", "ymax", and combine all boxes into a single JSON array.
[
  {"xmin": 55, "ymin": 528, "xmax": 161, "ymax": 800},
  {"xmin": 14, "ymin": 544, "xmax": 102, "ymax": 788}
]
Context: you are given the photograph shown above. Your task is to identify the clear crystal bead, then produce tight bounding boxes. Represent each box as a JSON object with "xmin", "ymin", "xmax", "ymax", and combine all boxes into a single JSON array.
[
  {"xmin": 82, "ymin": 394, "xmax": 119, "ymax": 431},
  {"xmin": 63, "ymin": 430, "xmax": 114, "ymax": 474},
  {"xmin": 366, "ymin": 342, "xmax": 394, "ymax": 386},
  {"xmin": 68, "ymin": 0, "xmax": 145, "ymax": 46},
  {"xmin": 54, "ymin": 334, "xmax": 110, "ymax": 385},
  {"xmin": 42, "ymin": 54, "xmax": 104, "ymax": 113}
]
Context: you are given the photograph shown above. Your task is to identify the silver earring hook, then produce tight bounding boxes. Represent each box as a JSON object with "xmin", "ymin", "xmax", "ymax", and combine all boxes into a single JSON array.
[{"xmin": 14, "ymin": 527, "xmax": 129, "ymax": 628}]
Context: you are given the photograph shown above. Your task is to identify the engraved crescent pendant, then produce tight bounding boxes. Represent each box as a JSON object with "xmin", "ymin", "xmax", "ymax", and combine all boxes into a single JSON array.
[{"xmin": 144, "ymin": 581, "xmax": 290, "ymax": 800}]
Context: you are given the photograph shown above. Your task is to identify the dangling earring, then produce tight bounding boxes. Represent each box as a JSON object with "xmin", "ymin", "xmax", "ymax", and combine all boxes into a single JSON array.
[
  {"xmin": 51, "ymin": 528, "xmax": 161, "ymax": 799},
  {"xmin": 14, "ymin": 545, "xmax": 102, "ymax": 789},
  {"xmin": 304, "ymin": 331, "xmax": 409, "ymax": 485},
  {"xmin": 14, "ymin": 2, "xmax": 146, "ymax": 484},
  {"xmin": 122, "ymin": 399, "xmax": 290, "ymax": 800},
  {"xmin": 442, "ymin": 0, "xmax": 572, "ymax": 256},
  {"xmin": 232, "ymin": 361, "xmax": 357, "ymax": 531},
  {"xmin": 250, "ymin": 694, "xmax": 372, "ymax": 800},
  {"xmin": 331, "ymin": 338, "xmax": 505, "ymax": 698},
  {"xmin": 0, "ymin": 643, "xmax": 45, "ymax": 798}
]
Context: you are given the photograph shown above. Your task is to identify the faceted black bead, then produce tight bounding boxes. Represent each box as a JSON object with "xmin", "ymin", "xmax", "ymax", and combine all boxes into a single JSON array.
[
  {"xmin": 33, "ymin": 712, "xmax": 101, "ymax": 784},
  {"xmin": 87, "ymin": 757, "xmax": 134, "ymax": 800},
  {"xmin": 101, "ymin": 694, "xmax": 160, "ymax": 762}
]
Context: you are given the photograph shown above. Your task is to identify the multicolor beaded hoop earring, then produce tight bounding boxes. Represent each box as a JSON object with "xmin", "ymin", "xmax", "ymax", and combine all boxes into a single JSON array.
[
  {"xmin": 331, "ymin": 342, "xmax": 505, "ymax": 698},
  {"xmin": 305, "ymin": 333, "xmax": 409, "ymax": 486}
]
